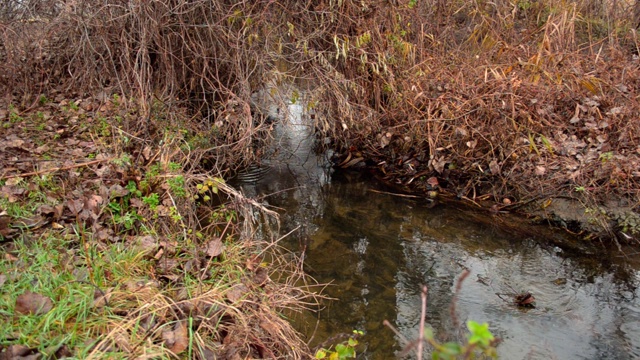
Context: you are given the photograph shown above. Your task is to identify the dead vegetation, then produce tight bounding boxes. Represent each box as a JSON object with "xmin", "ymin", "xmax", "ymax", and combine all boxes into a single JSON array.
[
  {"xmin": 0, "ymin": 95, "xmax": 323, "ymax": 358},
  {"xmin": 3, "ymin": 0, "xmax": 639, "ymax": 241},
  {"xmin": 300, "ymin": 0, "xmax": 640, "ymax": 241},
  {"xmin": 2, "ymin": 0, "xmax": 640, "ymax": 357}
]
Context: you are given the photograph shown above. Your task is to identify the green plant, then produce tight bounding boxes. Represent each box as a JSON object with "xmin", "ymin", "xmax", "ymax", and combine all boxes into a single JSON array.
[
  {"xmin": 421, "ymin": 321, "xmax": 496, "ymax": 360},
  {"xmin": 39, "ymin": 95, "xmax": 50, "ymax": 105},
  {"xmin": 167, "ymin": 176, "xmax": 187, "ymax": 198},
  {"xmin": 8, "ymin": 104, "xmax": 23, "ymax": 123},
  {"xmin": 168, "ymin": 162, "xmax": 181, "ymax": 172},
  {"xmin": 112, "ymin": 153, "xmax": 132, "ymax": 168},
  {"xmin": 194, "ymin": 177, "xmax": 224, "ymax": 202},
  {"xmin": 142, "ymin": 193, "xmax": 160, "ymax": 210},
  {"xmin": 126, "ymin": 180, "xmax": 142, "ymax": 197},
  {"xmin": 315, "ymin": 330, "xmax": 363, "ymax": 360},
  {"xmin": 114, "ymin": 210, "xmax": 142, "ymax": 230},
  {"xmin": 96, "ymin": 116, "xmax": 111, "ymax": 137},
  {"xmin": 599, "ymin": 151, "xmax": 613, "ymax": 163},
  {"xmin": 209, "ymin": 204, "xmax": 237, "ymax": 224}
]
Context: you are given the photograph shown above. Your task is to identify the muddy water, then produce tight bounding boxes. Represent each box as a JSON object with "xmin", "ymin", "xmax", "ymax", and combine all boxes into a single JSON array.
[{"xmin": 235, "ymin": 100, "xmax": 640, "ymax": 359}]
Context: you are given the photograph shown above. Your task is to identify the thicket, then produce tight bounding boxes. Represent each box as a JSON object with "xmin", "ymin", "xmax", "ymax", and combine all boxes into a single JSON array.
[
  {"xmin": 2, "ymin": 0, "xmax": 640, "ymax": 358},
  {"xmin": 3, "ymin": 0, "xmax": 640, "ymax": 241}
]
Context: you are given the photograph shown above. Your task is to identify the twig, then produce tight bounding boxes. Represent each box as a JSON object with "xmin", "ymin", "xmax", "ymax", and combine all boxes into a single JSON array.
[
  {"xmin": 0, "ymin": 157, "xmax": 115, "ymax": 180},
  {"xmin": 367, "ymin": 189, "xmax": 421, "ymax": 199},
  {"xmin": 450, "ymin": 270, "xmax": 470, "ymax": 329},
  {"xmin": 417, "ymin": 285, "xmax": 428, "ymax": 360}
]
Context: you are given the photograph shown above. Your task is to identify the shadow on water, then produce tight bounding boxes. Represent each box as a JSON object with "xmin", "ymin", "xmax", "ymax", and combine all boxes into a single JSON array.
[{"xmin": 234, "ymin": 95, "xmax": 640, "ymax": 359}]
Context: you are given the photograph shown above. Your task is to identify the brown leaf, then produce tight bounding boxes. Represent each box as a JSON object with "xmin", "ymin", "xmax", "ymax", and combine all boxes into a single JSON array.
[
  {"xmin": 108, "ymin": 184, "xmax": 129, "ymax": 198},
  {"xmin": 85, "ymin": 194, "xmax": 103, "ymax": 214},
  {"xmin": 515, "ymin": 293, "xmax": 536, "ymax": 307},
  {"xmin": 142, "ymin": 146, "xmax": 152, "ymax": 160},
  {"xmin": 134, "ymin": 235, "xmax": 158, "ymax": 256},
  {"xmin": 15, "ymin": 291, "xmax": 54, "ymax": 315},
  {"xmin": 202, "ymin": 239, "xmax": 224, "ymax": 258},
  {"xmin": 253, "ymin": 267, "xmax": 269, "ymax": 286},
  {"xmin": 0, "ymin": 214, "xmax": 16, "ymax": 239},
  {"xmin": 66, "ymin": 199, "xmax": 83, "ymax": 215},
  {"xmin": 157, "ymin": 258, "xmax": 181, "ymax": 275},
  {"xmin": 1, "ymin": 344, "xmax": 38, "ymax": 358},
  {"xmin": 162, "ymin": 321, "xmax": 189, "ymax": 355},
  {"xmin": 1, "ymin": 185, "xmax": 25, "ymax": 202},
  {"xmin": 93, "ymin": 288, "xmax": 113, "ymax": 309},
  {"xmin": 38, "ymin": 204, "xmax": 56, "ymax": 217},
  {"xmin": 259, "ymin": 320, "xmax": 278, "ymax": 336},
  {"xmin": 226, "ymin": 284, "xmax": 248, "ymax": 303},
  {"xmin": 489, "ymin": 160, "xmax": 501, "ymax": 175}
]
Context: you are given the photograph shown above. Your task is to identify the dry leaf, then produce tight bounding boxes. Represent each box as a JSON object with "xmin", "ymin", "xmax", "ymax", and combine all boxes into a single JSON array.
[
  {"xmin": 15, "ymin": 291, "xmax": 54, "ymax": 315},
  {"xmin": 226, "ymin": 284, "xmax": 249, "ymax": 303},
  {"xmin": 203, "ymin": 238, "xmax": 224, "ymax": 258},
  {"xmin": 162, "ymin": 321, "xmax": 189, "ymax": 355},
  {"xmin": 134, "ymin": 235, "xmax": 158, "ymax": 255},
  {"xmin": 253, "ymin": 267, "xmax": 269, "ymax": 286},
  {"xmin": 489, "ymin": 160, "xmax": 500, "ymax": 175}
]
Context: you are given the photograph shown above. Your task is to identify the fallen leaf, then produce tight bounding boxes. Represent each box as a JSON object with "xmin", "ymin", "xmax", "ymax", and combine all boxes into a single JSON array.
[
  {"xmin": 202, "ymin": 238, "xmax": 224, "ymax": 258},
  {"xmin": 93, "ymin": 288, "xmax": 113, "ymax": 309},
  {"xmin": 85, "ymin": 194, "xmax": 104, "ymax": 214},
  {"xmin": 426, "ymin": 177, "xmax": 439, "ymax": 188},
  {"xmin": 162, "ymin": 321, "xmax": 189, "ymax": 355},
  {"xmin": 226, "ymin": 284, "xmax": 248, "ymax": 303},
  {"xmin": 142, "ymin": 146, "xmax": 152, "ymax": 160},
  {"xmin": 253, "ymin": 267, "xmax": 269, "ymax": 286},
  {"xmin": 489, "ymin": 160, "xmax": 500, "ymax": 175},
  {"xmin": 134, "ymin": 235, "xmax": 158, "ymax": 255},
  {"xmin": 15, "ymin": 291, "xmax": 54, "ymax": 315},
  {"xmin": 1, "ymin": 344, "xmax": 38, "ymax": 358},
  {"xmin": 259, "ymin": 320, "xmax": 278, "ymax": 336},
  {"xmin": 108, "ymin": 184, "xmax": 129, "ymax": 198}
]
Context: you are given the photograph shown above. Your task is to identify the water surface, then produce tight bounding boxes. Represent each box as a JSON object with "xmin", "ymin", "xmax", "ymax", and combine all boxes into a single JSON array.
[{"xmin": 235, "ymin": 99, "xmax": 640, "ymax": 359}]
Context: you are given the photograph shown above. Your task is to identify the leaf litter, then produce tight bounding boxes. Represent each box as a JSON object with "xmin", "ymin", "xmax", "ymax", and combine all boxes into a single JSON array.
[{"xmin": 0, "ymin": 95, "xmax": 323, "ymax": 359}]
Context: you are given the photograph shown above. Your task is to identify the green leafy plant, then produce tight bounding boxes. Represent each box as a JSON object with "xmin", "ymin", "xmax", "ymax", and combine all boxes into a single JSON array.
[
  {"xmin": 194, "ymin": 177, "xmax": 224, "ymax": 202},
  {"xmin": 599, "ymin": 151, "xmax": 613, "ymax": 163},
  {"xmin": 112, "ymin": 153, "xmax": 132, "ymax": 168},
  {"xmin": 126, "ymin": 180, "xmax": 142, "ymax": 197},
  {"xmin": 7, "ymin": 104, "xmax": 23, "ymax": 125},
  {"xmin": 315, "ymin": 330, "xmax": 363, "ymax": 360},
  {"xmin": 142, "ymin": 193, "xmax": 160, "ymax": 210},
  {"xmin": 167, "ymin": 176, "xmax": 187, "ymax": 198}
]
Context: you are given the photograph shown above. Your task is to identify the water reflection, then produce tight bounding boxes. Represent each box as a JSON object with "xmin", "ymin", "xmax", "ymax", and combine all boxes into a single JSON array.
[{"xmin": 235, "ymin": 100, "xmax": 640, "ymax": 359}]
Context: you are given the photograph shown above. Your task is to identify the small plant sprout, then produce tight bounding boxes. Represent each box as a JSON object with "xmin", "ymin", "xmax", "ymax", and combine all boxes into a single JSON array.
[{"xmin": 315, "ymin": 330, "xmax": 363, "ymax": 359}]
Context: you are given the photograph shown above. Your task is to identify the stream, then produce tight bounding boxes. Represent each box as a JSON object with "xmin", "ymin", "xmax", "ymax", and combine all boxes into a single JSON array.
[{"xmin": 234, "ymin": 96, "xmax": 640, "ymax": 359}]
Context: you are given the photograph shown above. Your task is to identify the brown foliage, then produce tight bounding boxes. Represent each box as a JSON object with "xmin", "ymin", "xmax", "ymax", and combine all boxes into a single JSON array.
[{"xmin": 2, "ymin": 0, "xmax": 640, "ymax": 234}]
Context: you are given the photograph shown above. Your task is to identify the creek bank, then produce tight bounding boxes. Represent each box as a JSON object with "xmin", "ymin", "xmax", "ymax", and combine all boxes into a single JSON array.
[
  {"xmin": 329, "ymin": 149, "xmax": 639, "ymax": 246},
  {"xmin": 0, "ymin": 96, "xmax": 317, "ymax": 359}
]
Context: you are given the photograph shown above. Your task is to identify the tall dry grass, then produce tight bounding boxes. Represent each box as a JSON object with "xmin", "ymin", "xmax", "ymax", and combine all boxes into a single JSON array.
[{"xmin": 1, "ymin": 0, "xmax": 639, "ymax": 230}]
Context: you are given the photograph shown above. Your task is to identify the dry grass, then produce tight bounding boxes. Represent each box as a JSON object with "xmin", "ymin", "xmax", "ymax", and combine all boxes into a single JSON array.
[{"xmin": 0, "ymin": 95, "xmax": 324, "ymax": 359}]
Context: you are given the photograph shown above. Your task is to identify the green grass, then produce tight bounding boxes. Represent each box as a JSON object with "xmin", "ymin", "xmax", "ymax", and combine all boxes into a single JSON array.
[{"xmin": 0, "ymin": 230, "xmax": 167, "ymax": 357}]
